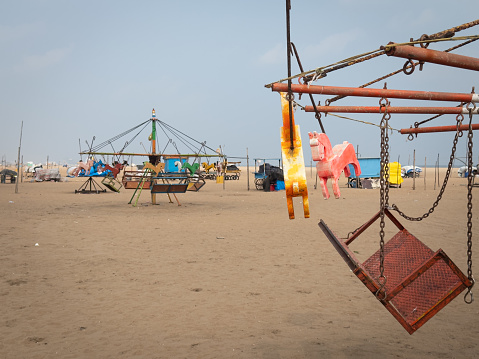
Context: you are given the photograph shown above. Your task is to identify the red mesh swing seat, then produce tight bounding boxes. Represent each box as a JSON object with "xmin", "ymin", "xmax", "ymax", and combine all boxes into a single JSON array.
[{"xmin": 319, "ymin": 208, "xmax": 472, "ymax": 334}]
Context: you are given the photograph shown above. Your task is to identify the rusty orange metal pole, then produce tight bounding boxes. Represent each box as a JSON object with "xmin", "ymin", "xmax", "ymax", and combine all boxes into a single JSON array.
[
  {"xmin": 303, "ymin": 105, "xmax": 479, "ymax": 115},
  {"xmin": 384, "ymin": 44, "xmax": 479, "ymax": 71},
  {"xmin": 401, "ymin": 123, "xmax": 479, "ymax": 134},
  {"xmin": 271, "ymin": 83, "xmax": 479, "ymax": 103}
]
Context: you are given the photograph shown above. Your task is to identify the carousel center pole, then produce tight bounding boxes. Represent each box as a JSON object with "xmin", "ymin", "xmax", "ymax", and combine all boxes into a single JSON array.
[{"xmin": 151, "ymin": 108, "xmax": 157, "ymax": 155}]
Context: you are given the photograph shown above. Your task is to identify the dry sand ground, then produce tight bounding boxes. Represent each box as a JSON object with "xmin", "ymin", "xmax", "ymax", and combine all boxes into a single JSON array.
[{"xmin": 0, "ymin": 166, "xmax": 478, "ymax": 358}]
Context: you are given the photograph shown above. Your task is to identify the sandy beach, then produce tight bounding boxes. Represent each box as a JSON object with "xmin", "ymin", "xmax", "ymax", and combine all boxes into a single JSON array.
[{"xmin": 1, "ymin": 166, "xmax": 478, "ymax": 358}]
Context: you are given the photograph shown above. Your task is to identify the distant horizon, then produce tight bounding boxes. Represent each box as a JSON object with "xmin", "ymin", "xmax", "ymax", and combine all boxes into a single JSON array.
[{"xmin": 1, "ymin": 157, "xmax": 475, "ymax": 170}]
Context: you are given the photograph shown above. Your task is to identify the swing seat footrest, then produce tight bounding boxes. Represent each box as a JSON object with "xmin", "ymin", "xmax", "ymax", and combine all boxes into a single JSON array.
[
  {"xmin": 187, "ymin": 180, "xmax": 206, "ymax": 192},
  {"xmin": 124, "ymin": 181, "xmax": 151, "ymax": 189},
  {"xmin": 151, "ymin": 183, "xmax": 188, "ymax": 194},
  {"xmin": 101, "ymin": 176, "xmax": 122, "ymax": 192}
]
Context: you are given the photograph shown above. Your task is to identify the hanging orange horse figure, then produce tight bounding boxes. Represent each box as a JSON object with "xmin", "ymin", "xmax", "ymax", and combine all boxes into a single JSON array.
[
  {"xmin": 309, "ymin": 131, "xmax": 361, "ymax": 199},
  {"xmin": 280, "ymin": 92, "xmax": 309, "ymax": 219}
]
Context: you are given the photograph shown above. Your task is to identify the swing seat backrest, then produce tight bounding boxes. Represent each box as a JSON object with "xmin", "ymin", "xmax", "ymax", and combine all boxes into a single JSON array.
[{"xmin": 319, "ymin": 209, "xmax": 472, "ymax": 334}]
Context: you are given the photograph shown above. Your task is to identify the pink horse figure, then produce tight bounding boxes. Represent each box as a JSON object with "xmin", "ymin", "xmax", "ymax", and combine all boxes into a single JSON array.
[
  {"xmin": 72, "ymin": 160, "xmax": 94, "ymax": 177},
  {"xmin": 309, "ymin": 132, "xmax": 361, "ymax": 199}
]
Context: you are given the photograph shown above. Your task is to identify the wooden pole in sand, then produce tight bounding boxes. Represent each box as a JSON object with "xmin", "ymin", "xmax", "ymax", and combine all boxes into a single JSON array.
[
  {"xmin": 221, "ymin": 145, "xmax": 225, "ymax": 191},
  {"xmin": 356, "ymin": 145, "xmax": 359, "ymax": 188},
  {"xmin": 424, "ymin": 157, "xmax": 427, "ymax": 190},
  {"xmin": 15, "ymin": 121, "xmax": 23, "ymax": 194},
  {"xmin": 246, "ymin": 148, "xmax": 250, "ymax": 191},
  {"xmin": 413, "ymin": 150, "xmax": 416, "ymax": 190},
  {"xmin": 397, "ymin": 155, "xmax": 400, "ymax": 187},
  {"xmin": 223, "ymin": 158, "xmax": 226, "ymax": 190},
  {"xmin": 437, "ymin": 153, "xmax": 439, "ymax": 187}
]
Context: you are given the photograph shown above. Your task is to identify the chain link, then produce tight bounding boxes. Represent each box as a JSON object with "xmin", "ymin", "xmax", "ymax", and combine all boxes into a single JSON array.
[
  {"xmin": 377, "ymin": 88, "xmax": 391, "ymax": 300},
  {"xmin": 465, "ymin": 108, "xmax": 475, "ymax": 303},
  {"xmin": 391, "ymin": 113, "xmax": 464, "ymax": 221}
]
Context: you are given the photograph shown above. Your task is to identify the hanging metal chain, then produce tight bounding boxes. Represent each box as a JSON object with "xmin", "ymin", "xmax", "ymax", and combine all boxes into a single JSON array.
[
  {"xmin": 377, "ymin": 88, "xmax": 391, "ymax": 300},
  {"xmin": 391, "ymin": 112, "xmax": 465, "ymax": 221},
  {"xmin": 285, "ymin": 0, "xmax": 294, "ymax": 150},
  {"xmin": 465, "ymin": 107, "xmax": 475, "ymax": 303}
]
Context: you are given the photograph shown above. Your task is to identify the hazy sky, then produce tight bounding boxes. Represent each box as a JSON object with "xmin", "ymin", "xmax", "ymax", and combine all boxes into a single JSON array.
[{"xmin": 1, "ymin": 0, "xmax": 478, "ymax": 166}]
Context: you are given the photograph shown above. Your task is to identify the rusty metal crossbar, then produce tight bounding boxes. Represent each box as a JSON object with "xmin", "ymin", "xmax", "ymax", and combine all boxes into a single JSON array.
[
  {"xmin": 401, "ymin": 123, "xmax": 479, "ymax": 134},
  {"xmin": 271, "ymin": 83, "xmax": 479, "ymax": 103},
  {"xmin": 319, "ymin": 209, "xmax": 472, "ymax": 334},
  {"xmin": 303, "ymin": 105, "xmax": 479, "ymax": 115},
  {"xmin": 384, "ymin": 44, "xmax": 479, "ymax": 72}
]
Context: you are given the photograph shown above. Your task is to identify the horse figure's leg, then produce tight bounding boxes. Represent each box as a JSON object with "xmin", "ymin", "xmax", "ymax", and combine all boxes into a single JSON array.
[
  {"xmin": 192, "ymin": 163, "xmax": 200, "ymax": 174},
  {"xmin": 351, "ymin": 158, "xmax": 361, "ymax": 178},
  {"xmin": 332, "ymin": 175, "xmax": 341, "ymax": 199},
  {"xmin": 286, "ymin": 195, "xmax": 295, "ymax": 219},
  {"xmin": 319, "ymin": 176, "xmax": 330, "ymax": 199},
  {"xmin": 302, "ymin": 192, "xmax": 310, "ymax": 217},
  {"xmin": 343, "ymin": 165, "xmax": 351, "ymax": 178}
]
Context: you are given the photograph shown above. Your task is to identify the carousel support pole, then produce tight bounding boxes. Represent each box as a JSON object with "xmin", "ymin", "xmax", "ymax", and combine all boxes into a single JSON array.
[
  {"xmin": 150, "ymin": 109, "xmax": 157, "ymax": 204},
  {"xmin": 151, "ymin": 108, "xmax": 157, "ymax": 155}
]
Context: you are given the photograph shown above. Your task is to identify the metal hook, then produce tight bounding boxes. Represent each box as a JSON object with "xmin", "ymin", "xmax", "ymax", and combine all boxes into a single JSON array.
[
  {"xmin": 466, "ymin": 101, "xmax": 477, "ymax": 111},
  {"xmin": 403, "ymin": 59, "xmax": 415, "ymax": 75},
  {"xmin": 419, "ymin": 34, "xmax": 430, "ymax": 48},
  {"xmin": 375, "ymin": 276, "xmax": 387, "ymax": 301},
  {"xmin": 464, "ymin": 279, "xmax": 474, "ymax": 304}
]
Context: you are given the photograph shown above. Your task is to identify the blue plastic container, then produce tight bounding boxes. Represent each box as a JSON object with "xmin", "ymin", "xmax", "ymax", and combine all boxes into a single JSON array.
[{"xmin": 275, "ymin": 180, "xmax": 285, "ymax": 190}]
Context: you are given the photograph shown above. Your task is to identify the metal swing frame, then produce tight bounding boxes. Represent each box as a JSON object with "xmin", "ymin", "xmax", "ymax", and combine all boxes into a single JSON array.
[
  {"xmin": 272, "ymin": 7, "xmax": 476, "ymax": 334},
  {"xmin": 74, "ymin": 176, "xmax": 107, "ymax": 194}
]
